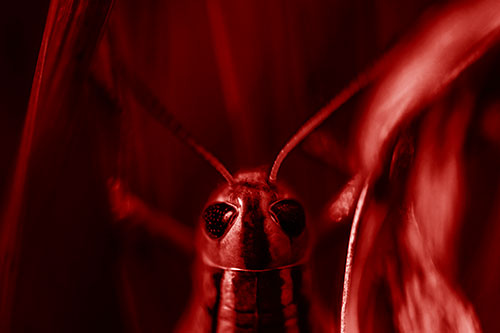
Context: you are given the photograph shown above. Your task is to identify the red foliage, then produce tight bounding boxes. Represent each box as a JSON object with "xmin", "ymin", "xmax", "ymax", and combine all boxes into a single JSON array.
[{"xmin": 1, "ymin": 0, "xmax": 499, "ymax": 331}]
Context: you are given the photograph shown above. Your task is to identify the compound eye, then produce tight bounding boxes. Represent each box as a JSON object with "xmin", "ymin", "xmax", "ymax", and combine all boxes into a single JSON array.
[
  {"xmin": 203, "ymin": 203, "xmax": 237, "ymax": 238},
  {"xmin": 270, "ymin": 199, "xmax": 306, "ymax": 237}
]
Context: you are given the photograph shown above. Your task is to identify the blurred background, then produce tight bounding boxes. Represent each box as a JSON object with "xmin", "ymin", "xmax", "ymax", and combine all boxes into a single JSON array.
[{"xmin": 1, "ymin": 0, "xmax": 499, "ymax": 332}]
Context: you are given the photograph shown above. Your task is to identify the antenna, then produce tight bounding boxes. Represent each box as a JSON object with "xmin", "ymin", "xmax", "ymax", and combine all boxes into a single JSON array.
[
  {"xmin": 268, "ymin": 60, "xmax": 385, "ymax": 183},
  {"xmin": 114, "ymin": 63, "xmax": 235, "ymax": 184}
]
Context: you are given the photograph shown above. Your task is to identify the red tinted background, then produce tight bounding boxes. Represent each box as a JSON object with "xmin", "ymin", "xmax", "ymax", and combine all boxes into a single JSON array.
[{"xmin": 1, "ymin": 0, "xmax": 499, "ymax": 332}]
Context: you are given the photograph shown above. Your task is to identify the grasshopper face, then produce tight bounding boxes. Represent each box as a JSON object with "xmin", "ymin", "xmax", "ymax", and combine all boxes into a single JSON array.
[{"xmin": 199, "ymin": 170, "xmax": 310, "ymax": 270}]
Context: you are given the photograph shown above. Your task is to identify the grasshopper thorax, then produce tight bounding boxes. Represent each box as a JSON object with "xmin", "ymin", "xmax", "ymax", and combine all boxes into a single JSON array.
[{"xmin": 198, "ymin": 170, "xmax": 309, "ymax": 271}]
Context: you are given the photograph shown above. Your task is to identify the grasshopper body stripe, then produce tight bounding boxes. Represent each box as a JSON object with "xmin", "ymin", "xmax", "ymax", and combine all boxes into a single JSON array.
[{"xmin": 184, "ymin": 263, "xmax": 311, "ymax": 332}]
